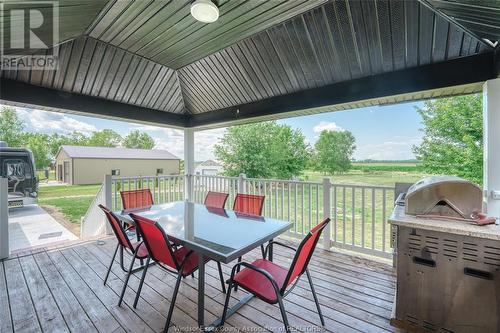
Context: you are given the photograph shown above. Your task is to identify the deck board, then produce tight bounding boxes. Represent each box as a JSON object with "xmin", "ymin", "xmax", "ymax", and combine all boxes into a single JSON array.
[
  {"xmin": 0, "ymin": 261, "xmax": 14, "ymax": 333},
  {"xmin": 1, "ymin": 238, "xmax": 402, "ymax": 333},
  {"xmin": 18, "ymin": 255, "xmax": 69, "ymax": 333},
  {"xmin": 3, "ymin": 258, "xmax": 42, "ymax": 333},
  {"xmin": 32, "ymin": 251, "xmax": 98, "ymax": 333}
]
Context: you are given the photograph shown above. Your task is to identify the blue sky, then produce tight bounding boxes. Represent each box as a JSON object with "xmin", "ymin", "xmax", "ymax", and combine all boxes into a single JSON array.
[{"xmin": 4, "ymin": 101, "xmax": 424, "ymax": 161}]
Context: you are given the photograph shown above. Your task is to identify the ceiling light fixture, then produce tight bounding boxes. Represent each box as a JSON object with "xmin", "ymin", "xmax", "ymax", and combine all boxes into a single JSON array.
[{"xmin": 190, "ymin": 0, "xmax": 219, "ymax": 23}]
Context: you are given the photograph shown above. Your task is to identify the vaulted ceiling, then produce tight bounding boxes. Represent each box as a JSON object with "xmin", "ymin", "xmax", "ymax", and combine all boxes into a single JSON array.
[{"xmin": 1, "ymin": 0, "xmax": 499, "ymax": 128}]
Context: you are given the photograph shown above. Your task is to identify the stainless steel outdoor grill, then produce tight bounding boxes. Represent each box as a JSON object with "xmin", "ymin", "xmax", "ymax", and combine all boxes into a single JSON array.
[
  {"xmin": 389, "ymin": 176, "xmax": 500, "ymax": 333},
  {"xmin": 404, "ymin": 176, "xmax": 483, "ymax": 218}
]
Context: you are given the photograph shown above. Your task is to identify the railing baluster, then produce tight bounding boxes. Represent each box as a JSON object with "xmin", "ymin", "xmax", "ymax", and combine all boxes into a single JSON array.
[
  {"xmin": 372, "ymin": 188, "xmax": 376, "ymax": 250},
  {"xmin": 382, "ymin": 189, "xmax": 387, "ymax": 252},
  {"xmin": 281, "ymin": 182, "xmax": 284, "ymax": 220},
  {"xmin": 352, "ymin": 187, "xmax": 355, "ymax": 246},
  {"xmin": 269, "ymin": 181, "xmax": 273, "ymax": 217},
  {"xmin": 316, "ymin": 184, "xmax": 320, "ymax": 228},
  {"xmin": 342, "ymin": 186, "xmax": 346, "ymax": 244},
  {"xmin": 333, "ymin": 185, "xmax": 337, "ymax": 243},
  {"xmin": 361, "ymin": 187, "xmax": 365, "ymax": 249},
  {"xmin": 308, "ymin": 184, "xmax": 312, "ymax": 231},
  {"xmin": 275, "ymin": 182, "xmax": 278, "ymax": 219},
  {"xmin": 287, "ymin": 182, "xmax": 291, "ymax": 222},
  {"xmin": 301, "ymin": 183, "xmax": 305, "ymax": 235},
  {"xmin": 263, "ymin": 182, "xmax": 267, "ymax": 216},
  {"xmin": 294, "ymin": 183, "xmax": 297, "ymax": 234}
]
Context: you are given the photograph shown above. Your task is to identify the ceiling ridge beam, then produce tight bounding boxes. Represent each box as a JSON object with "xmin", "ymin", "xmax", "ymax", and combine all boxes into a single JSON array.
[{"xmin": 0, "ymin": 78, "xmax": 188, "ymax": 128}]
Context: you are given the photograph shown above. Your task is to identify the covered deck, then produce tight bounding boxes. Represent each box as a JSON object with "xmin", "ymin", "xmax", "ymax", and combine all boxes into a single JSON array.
[
  {"xmin": 1, "ymin": 237, "xmax": 398, "ymax": 333},
  {"xmin": 1, "ymin": 1, "xmax": 500, "ymax": 332}
]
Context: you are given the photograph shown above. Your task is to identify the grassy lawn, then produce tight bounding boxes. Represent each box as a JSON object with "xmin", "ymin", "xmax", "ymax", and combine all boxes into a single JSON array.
[
  {"xmin": 36, "ymin": 170, "xmax": 56, "ymax": 181},
  {"xmin": 38, "ymin": 184, "xmax": 101, "ymax": 198},
  {"xmin": 39, "ymin": 196, "xmax": 95, "ymax": 224},
  {"xmin": 38, "ymin": 184, "xmax": 101, "ymax": 224}
]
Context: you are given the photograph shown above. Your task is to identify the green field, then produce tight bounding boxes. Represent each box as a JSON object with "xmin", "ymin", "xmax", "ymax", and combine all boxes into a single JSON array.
[{"xmin": 303, "ymin": 169, "xmax": 428, "ymax": 186}]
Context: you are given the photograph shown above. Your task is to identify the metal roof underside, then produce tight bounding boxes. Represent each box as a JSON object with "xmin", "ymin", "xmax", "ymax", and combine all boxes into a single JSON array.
[
  {"xmin": 425, "ymin": 0, "xmax": 500, "ymax": 42},
  {"xmin": 0, "ymin": 0, "xmax": 499, "ymax": 129}
]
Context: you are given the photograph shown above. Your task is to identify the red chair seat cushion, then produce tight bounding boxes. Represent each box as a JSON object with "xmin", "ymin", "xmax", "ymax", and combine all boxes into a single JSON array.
[
  {"xmin": 131, "ymin": 242, "xmax": 149, "ymax": 258},
  {"xmin": 174, "ymin": 246, "xmax": 210, "ymax": 277},
  {"xmin": 233, "ymin": 259, "xmax": 288, "ymax": 303}
]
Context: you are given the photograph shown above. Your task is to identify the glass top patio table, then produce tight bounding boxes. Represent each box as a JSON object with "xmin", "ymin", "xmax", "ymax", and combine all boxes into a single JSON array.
[{"xmin": 115, "ymin": 201, "xmax": 292, "ymax": 264}]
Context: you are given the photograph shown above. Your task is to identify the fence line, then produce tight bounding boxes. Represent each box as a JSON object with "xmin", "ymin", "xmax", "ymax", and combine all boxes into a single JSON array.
[
  {"xmin": 82, "ymin": 173, "xmax": 394, "ymax": 258},
  {"xmin": 194, "ymin": 174, "xmax": 393, "ymax": 258}
]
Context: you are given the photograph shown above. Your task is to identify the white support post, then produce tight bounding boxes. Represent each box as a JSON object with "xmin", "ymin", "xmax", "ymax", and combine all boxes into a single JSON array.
[
  {"xmin": 483, "ymin": 79, "xmax": 500, "ymax": 220},
  {"xmin": 184, "ymin": 128, "xmax": 195, "ymax": 202},
  {"xmin": 237, "ymin": 173, "xmax": 247, "ymax": 194},
  {"xmin": 0, "ymin": 178, "xmax": 9, "ymax": 259},
  {"xmin": 322, "ymin": 177, "xmax": 332, "ymax": 249},
  {"xmin": 104, "ymin": 174, "xmax": 113, "ymax": 235}
]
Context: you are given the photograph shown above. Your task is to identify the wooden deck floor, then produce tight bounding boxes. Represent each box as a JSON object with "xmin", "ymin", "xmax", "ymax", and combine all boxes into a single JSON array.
[{"xmin": 0, "ymin": 237, "xmax": 402, "ymax": 333}]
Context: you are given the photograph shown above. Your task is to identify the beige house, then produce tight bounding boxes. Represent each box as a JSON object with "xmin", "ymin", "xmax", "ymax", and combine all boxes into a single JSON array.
[{"xmin": 54, "ymin": 145, "xmax": 180, "ymax": 185}]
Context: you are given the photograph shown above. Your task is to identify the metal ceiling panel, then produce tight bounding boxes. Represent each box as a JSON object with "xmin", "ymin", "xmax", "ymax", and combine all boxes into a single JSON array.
[
  {"xmin": 0, "ymin": 36, "xmax": 185, "ymax": 114},
  {"xmin": 179, "ymin": 0, "xmax": 490, "ymax": 114},
  {"xmin": 425, "ymin": 0, "xmax": 500, "ymax": 42},
  {"xmin": 86, "ymin": 0, "xmax": 329, "ymax": 69}
]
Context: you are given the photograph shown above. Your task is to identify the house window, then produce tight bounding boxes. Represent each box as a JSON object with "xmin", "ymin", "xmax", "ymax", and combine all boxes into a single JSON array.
[
  {"xmin": 156, "ymin": 168, "xmax": 164, "ymax": 175},
  {"xmin": 111, "ymin": 169, "xmax": 120, "ymax": 176}
]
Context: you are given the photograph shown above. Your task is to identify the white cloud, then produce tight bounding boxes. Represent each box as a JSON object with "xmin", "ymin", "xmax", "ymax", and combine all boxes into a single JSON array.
[
  {"xmin": 354, "ymin": 137, "xmax": 421, "ymax": 160},
  {"xmin": 195, "ymin": 128, "xmax": 226, "ymax": 161},
  {"xmin": 132, "ymin": 124, "xmax": 165, "ymax": 132},
  {"xmin": 313, "ymin": 121, "xmax": 344, "ymax": 133},
  {"xmin": 153, "ymin": 128, "xmax": 184, "ymax": 158},
  {"xmin": 15, "ymin": 108, "xmax": 97, "ymax": 134},
  {"xmin": 152, "ymin": 127, "xmax": 226, "ymax": 161}
]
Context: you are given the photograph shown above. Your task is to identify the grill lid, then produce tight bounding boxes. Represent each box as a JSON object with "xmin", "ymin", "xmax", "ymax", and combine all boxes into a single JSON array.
[{"xmin": 405, "ymin": 176, "xmax": 482, "ymax": 218}]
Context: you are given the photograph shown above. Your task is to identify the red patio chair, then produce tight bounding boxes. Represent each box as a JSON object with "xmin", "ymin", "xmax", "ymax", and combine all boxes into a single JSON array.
[
  {"xmin": 219, "ymin": 218, "xmax": 331, "ymax": 333},
  {"xmin": 119, "ymin": 189, "xmax": 154, "ymax": 236},
  {"xmin": 120, "ymin": 188, "xmax": 154, "ymax": 210},
  {"xmin": 204, "ymin": 191, "xmax": 229, "ymax": 208},
  {"xmin": 232, "ymin": 193, "xmax": 266, "ymax": 289},
  {"xmin": 203, "ymin": 191, "xmax": 230, "ymax": 292},
  {"xmin": 233, "ymin": 193, "xmax": 265, "ymax": 216},
  {"xmin": 98, "ymin": 204, "xmax": 149, "ymax": 306},
  {"xmin": 129, "ymin": 213, "xmax": 227, "ymax": 332}
]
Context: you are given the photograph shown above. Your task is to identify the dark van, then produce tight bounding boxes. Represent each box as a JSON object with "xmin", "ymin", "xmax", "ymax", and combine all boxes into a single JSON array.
[{"xmin": 0, "ymin": 141, "xmax": 38, "ymax": 208}]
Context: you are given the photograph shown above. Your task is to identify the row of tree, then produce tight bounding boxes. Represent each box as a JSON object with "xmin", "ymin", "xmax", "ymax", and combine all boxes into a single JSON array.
[
  {"xmin": 214, "ymin": 121, "xmax": 356, "ymax": 179},
  {"xmin": 0, "ymin": 107, "xmax": 156, "ymax": 169},
  {"xmin": 413, "ymin": 94, "xmax": 483, "ymax": 184}
]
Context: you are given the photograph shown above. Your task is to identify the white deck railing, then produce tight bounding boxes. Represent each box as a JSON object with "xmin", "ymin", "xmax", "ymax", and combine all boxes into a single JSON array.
[
  {"xmin": 192, "ymin": 175, "xmax": 393, "ymax": 258},
  {"xmin": 110, "ymin": 175, "xmax": 185, "ymax": 211},
  {"xmin": 81, "ymin": 173, "xmax": 394, "ymax": 258}
]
